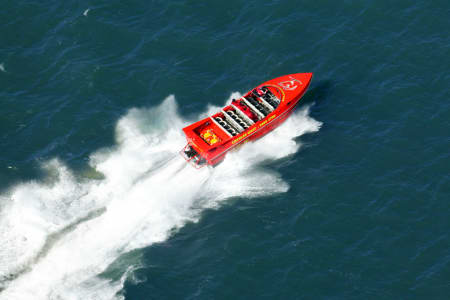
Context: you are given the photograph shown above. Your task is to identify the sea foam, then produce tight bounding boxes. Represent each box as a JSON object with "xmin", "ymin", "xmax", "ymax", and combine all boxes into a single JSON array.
[{"xmin": 0, "ymin": 95, "xmax": 321, "ymax": 299}]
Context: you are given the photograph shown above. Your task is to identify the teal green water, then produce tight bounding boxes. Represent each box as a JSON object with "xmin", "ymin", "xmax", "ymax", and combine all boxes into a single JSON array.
[{"xmin": 0, "ymin": 1, "xmax": 449, "ymax": 299}]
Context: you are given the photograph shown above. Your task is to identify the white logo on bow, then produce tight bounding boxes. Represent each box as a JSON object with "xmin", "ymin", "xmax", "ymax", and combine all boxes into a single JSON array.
[{"xmin": 278, "ymin": 77, "xmax": 302, "ymax": 91}]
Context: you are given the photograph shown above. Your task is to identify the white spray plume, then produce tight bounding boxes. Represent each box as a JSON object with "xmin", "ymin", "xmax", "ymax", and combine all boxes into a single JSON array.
[{"xmin": 0, "ymin": 95, "xmax": 321, "ymax": 299}]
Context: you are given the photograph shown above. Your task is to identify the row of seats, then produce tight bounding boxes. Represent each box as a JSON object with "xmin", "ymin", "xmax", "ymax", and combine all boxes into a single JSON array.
[
  {"xmin": 225, "ymin": 110, "xmax": 250, "ymax": 129},
  {"xmin": 254, "ymin": 87, "xmax": 279, "ymax": 109},
  {"xmin": 214, "ymin": 116, "xmax": 238, "ymax": 136},
  {"xmin": 214, "ymin": 88, "xmax": 280, "ymax": 137},
  {"xmin": 231, "ymin": 99, "xmax": 258, "ymax": 122},
  {"xmin": 246, "ymin": 95, "xmax": 270, "ymax": 117}
]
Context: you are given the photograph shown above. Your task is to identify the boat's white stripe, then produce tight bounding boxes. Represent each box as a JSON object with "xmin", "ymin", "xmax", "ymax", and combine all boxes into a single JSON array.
[
  {"xmin": 240, "ymin": 97, "xmax": 265, "ymax": 119},
  {"xmin": 221, "ymin": 109, "xmax": 244, "ymax": 133},
  {"xmin": 231, "ymin": 104, "xmax": 254, "ymax": 125},
  {"xmin": 255, "ymin": 94, "xmax": 274, "ymax": 112}
]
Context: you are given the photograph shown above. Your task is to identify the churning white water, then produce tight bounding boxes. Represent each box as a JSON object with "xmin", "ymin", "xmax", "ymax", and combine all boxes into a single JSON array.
[{"xmin": 0, "ymin": 95, "xmax": 321, "ymax": 300}]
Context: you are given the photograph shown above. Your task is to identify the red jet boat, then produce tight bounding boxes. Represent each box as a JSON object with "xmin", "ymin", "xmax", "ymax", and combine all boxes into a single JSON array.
[{"xmin": 181, "ymin": 73, "xmax": 313, "ymax": 168}]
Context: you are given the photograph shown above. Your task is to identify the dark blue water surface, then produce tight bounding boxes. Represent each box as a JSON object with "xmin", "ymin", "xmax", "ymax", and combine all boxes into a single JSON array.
[{"xmin": 1, "ymin": 1, "xmax": 449, "ymax": 299}]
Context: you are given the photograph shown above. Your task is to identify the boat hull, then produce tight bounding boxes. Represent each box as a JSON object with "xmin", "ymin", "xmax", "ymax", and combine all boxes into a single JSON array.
[{"xmin": 181, "ymin": 73, "xmax": 313, "ymax": 168}]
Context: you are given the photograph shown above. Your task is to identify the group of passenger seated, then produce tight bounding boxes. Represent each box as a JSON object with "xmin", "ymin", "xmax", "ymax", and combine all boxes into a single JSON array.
[
  {"xmin": 254, "ymin": 87, "xmax": 267, "ymax": 97},
  {"xmin": 231, "ymin": 99, "xmax": 258, "ymax": 122}
]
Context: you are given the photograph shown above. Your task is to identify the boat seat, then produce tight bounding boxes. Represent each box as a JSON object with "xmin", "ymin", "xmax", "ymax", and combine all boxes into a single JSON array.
[{"xmin": 231, "ymin": 99, "xmax": 258, "ymax": 122}]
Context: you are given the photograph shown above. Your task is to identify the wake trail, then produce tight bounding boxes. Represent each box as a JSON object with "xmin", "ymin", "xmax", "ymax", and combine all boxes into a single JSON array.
[{"xmin": 0, "ymin": 95, "xmax": 321, "ymax": 300}]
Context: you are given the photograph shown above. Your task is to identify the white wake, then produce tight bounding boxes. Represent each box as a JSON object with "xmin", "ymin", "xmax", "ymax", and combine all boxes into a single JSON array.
[{"xmin": 0, "ymin": 95, "xmax": 321, "ymax": 300}]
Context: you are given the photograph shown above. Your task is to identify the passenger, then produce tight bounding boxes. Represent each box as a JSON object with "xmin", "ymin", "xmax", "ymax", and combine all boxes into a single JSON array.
[
  {"xmin": 231, "ymin": 99, "xmax": 240, "ymax": 107},
  {"xmin": 231, "ymin": 99, "xmax": 258, "ymax": 122},
  {"xmin": 255, "ymin": 87, "xmax": 266, "ymax": 97}
]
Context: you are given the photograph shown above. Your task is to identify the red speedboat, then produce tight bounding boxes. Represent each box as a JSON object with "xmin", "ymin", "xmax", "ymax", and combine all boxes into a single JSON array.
[{"xmin": 181, "ymin": 73, "xmax": 313, "ymax": 168}]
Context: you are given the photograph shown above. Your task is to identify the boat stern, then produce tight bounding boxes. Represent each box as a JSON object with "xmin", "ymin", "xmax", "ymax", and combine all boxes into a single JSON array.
[{"xmin": 180, "ymin": 143, "xmax": 208, "ymax": 168}]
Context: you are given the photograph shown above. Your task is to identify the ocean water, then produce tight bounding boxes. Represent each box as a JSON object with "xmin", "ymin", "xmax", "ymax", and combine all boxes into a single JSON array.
[{"xmin": 0, "ymin": 1, "xmax": 449, "ymax": 299}]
